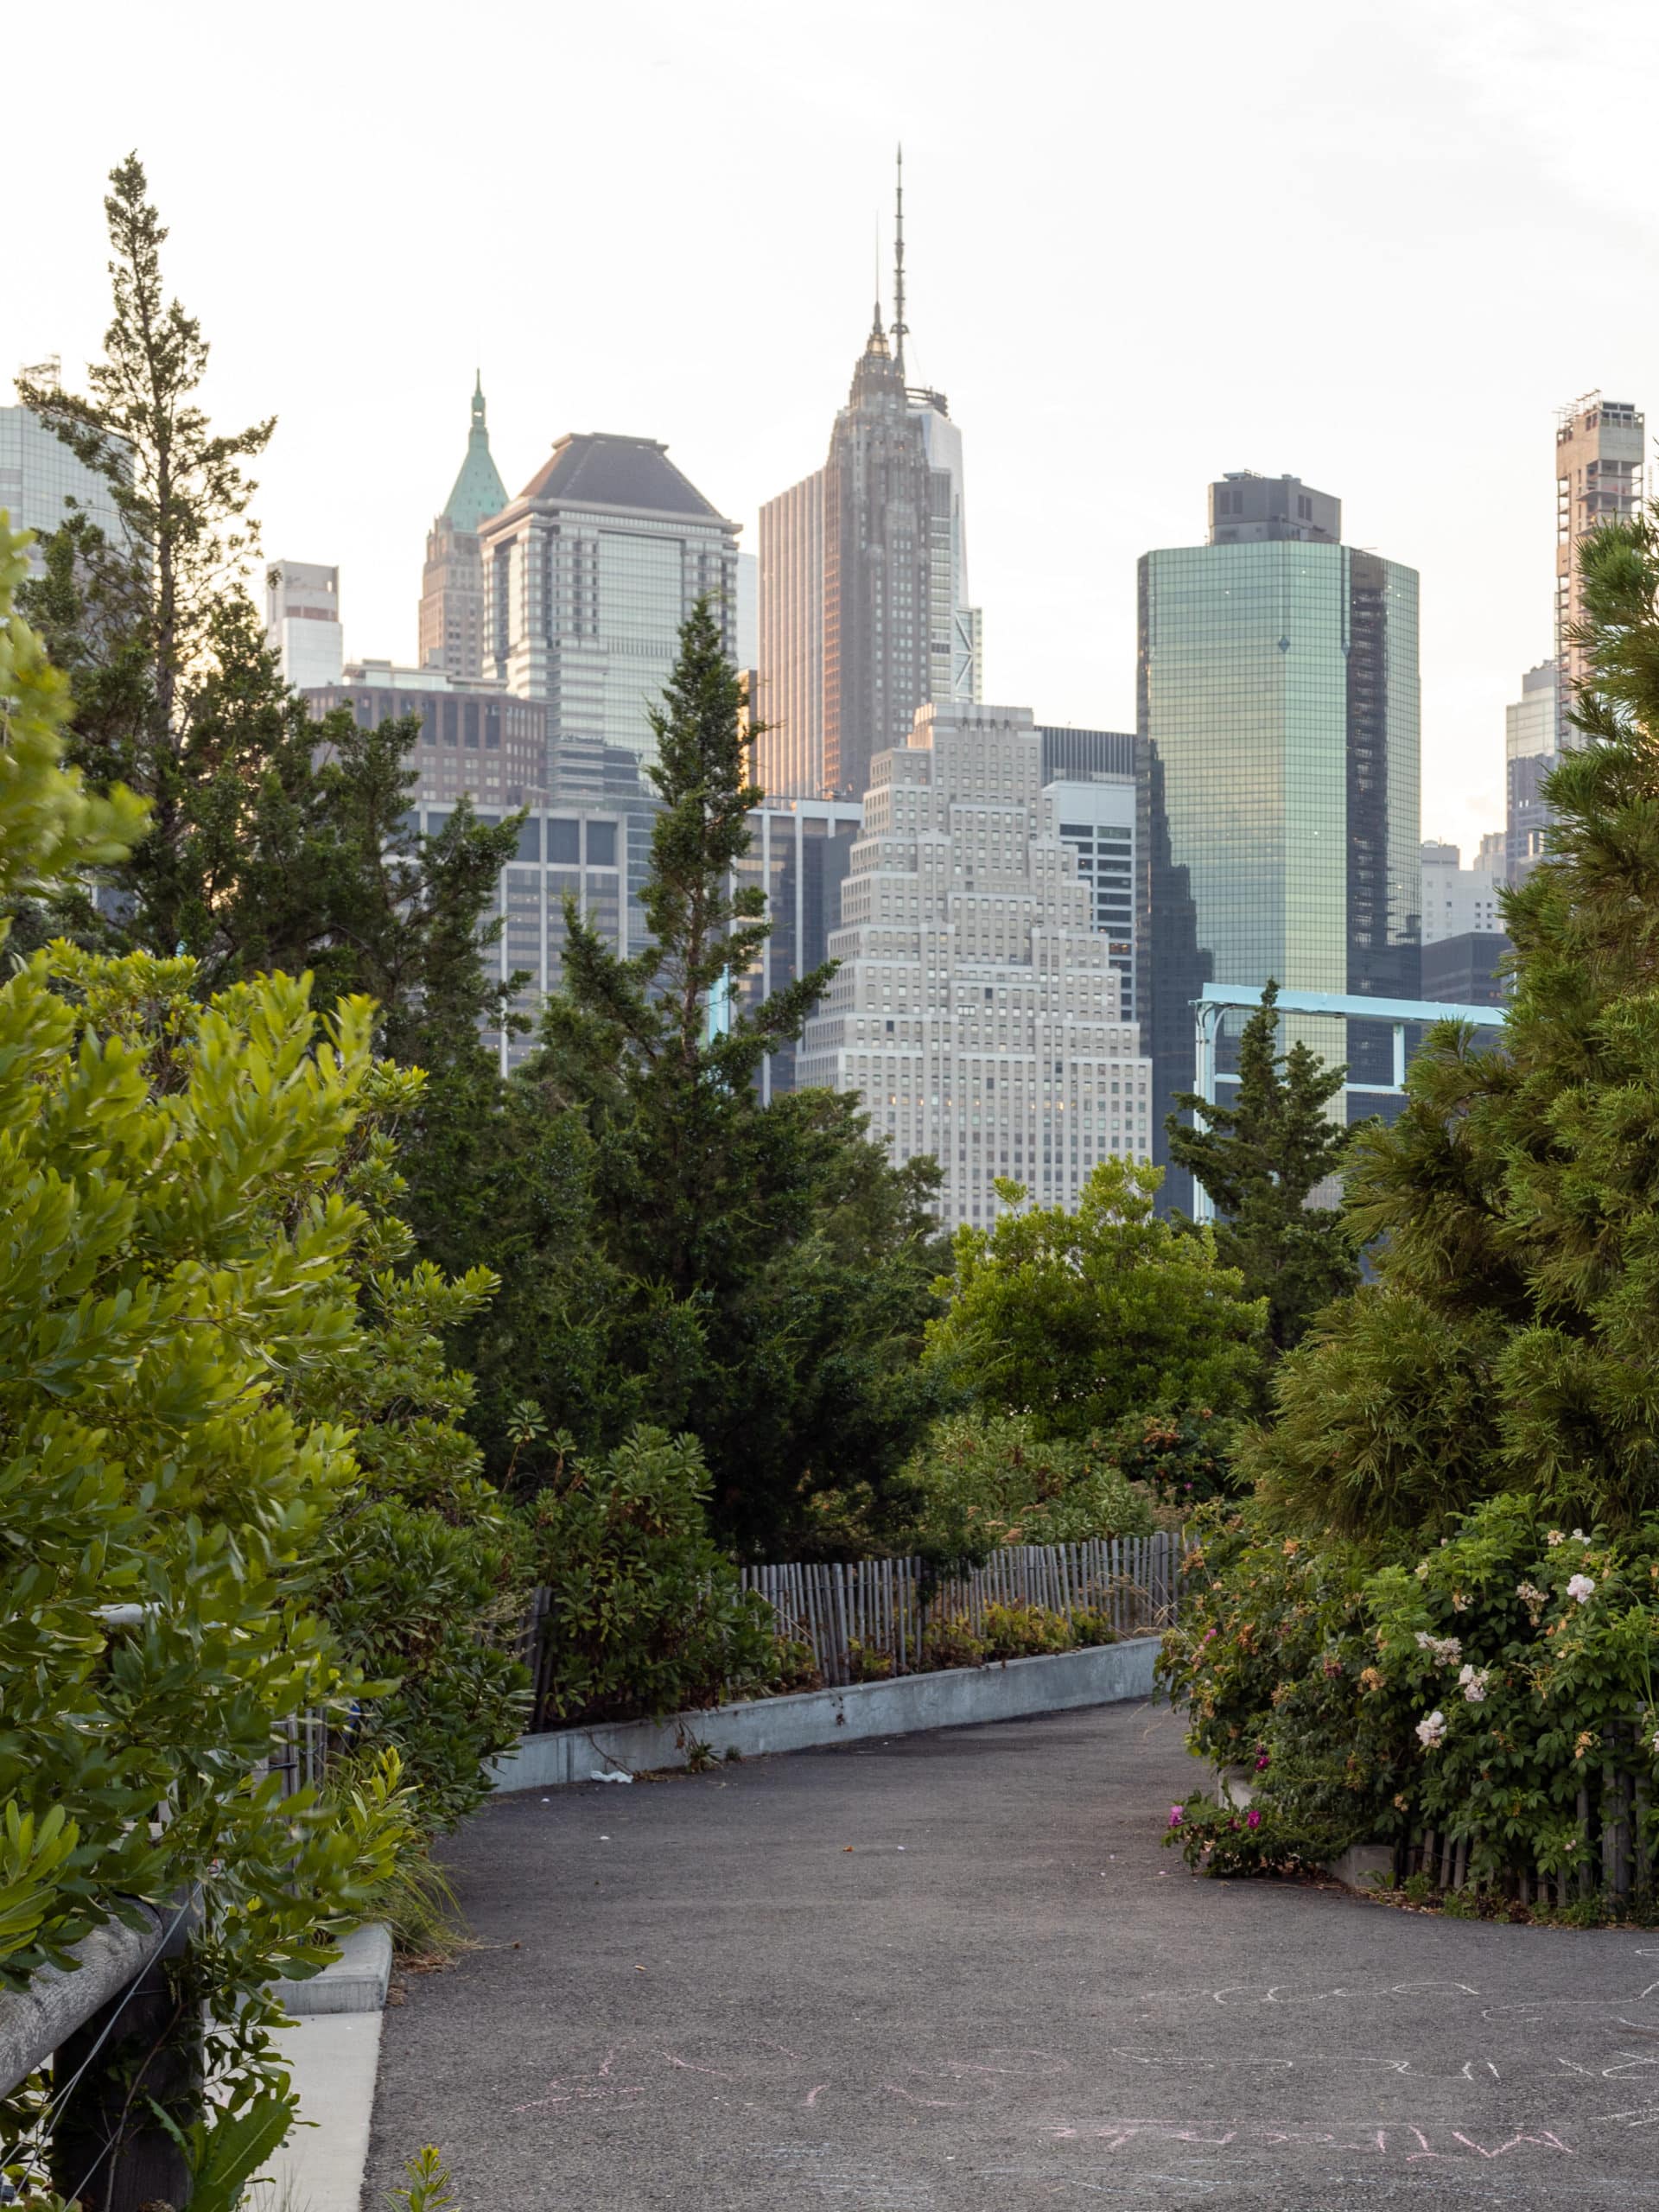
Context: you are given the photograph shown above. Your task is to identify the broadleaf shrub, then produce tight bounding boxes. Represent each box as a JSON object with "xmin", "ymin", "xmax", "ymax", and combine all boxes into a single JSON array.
[{"xmin": 526, "ymin": 1427, "xmax": 781, "ymax": 1726}]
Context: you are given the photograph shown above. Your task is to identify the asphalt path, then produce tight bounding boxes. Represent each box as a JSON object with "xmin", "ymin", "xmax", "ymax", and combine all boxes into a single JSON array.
[{"xmin": 364, "ymin": 1699, "xmax": 1659, "ymax": 2209}]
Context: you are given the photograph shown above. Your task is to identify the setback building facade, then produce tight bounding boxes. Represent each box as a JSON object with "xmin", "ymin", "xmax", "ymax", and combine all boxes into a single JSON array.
[
  {"xmin": 797, "ymin": 702, "xmax": 1151, "ymax": 1231},
  {"xmin": 756, "ymin": 178, "xmax": 981, "ymax": 805},
  {"xmin": 1138, "ymin": 474, "xmax": 1421, "ymax": 1206},
  {"xmin": 419, "ymin": 376, "xmax": 510, "ymax": 681},
  {"xmin": 478, "ymin": 432, "xmax": 740, "ymax": 773}
]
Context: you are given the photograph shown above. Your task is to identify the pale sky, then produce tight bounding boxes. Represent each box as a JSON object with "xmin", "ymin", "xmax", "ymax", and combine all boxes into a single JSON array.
[{"xmin": 11, "ymin": 0, "xmax": 1659, "ymax": 858}]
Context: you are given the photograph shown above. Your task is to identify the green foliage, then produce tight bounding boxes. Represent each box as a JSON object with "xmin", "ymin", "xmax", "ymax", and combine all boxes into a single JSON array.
[
  {"xmin": 524, "ymin": 1428, "xmax": 781, "ymax": 1726},
  {"xmin": 385, "ymin": 2146, "xmax": 459, "ymax": 2211},
  {"xmin": 461, "ymin": 602, "xmax": 944, "ymax": 1554},
  {"xmin": 17, "ymin": 157, "xmax": 519, "ymax": 1079},
  {"xmin": 1161, "ymin": 1497, "xmax": 1659, "ymax": 1893},
  {"xmin": 896, "ymin": 1410, "xmax": 1154, "ymax": 1561},
  {"xmin": 158, "ymin": 2091, "xmax": 295, "ymax": 2212},
  {"xmin": 925, "ymin": 1158, "xmax": 1267, "ymax": 1441},
  {"xmin": 1166, "ymin": 980, "xmax": 1361, "ymax": 1354},
  {"xmin": 1099, "ymin": 1405, "xmax": 1236, "ymax": 1508}
]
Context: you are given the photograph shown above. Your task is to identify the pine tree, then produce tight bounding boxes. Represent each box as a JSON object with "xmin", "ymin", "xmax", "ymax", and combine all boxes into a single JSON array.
[
  {"xmin": 538, "ymin": 598, "xmax": 833, "ymax": 1292},
  {"xmin": 1243, "ymin": 506, "xmax": 1659, "ymax": 1535},
  {"xmin": 486, "ymin": 601, "xmax": 944, "ymax": 1554},
  {"xmin": 16, "ymin": 155, "xmax": 519, "ymax": 1073},
  {"xmin": 1166, "ymin": 980, "xmax": 1360, "ymax": 1354}
]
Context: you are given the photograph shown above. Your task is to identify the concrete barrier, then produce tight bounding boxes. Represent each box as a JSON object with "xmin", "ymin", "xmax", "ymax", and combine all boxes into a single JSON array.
[
  {"xmin": 490, "ymin": 1633, "xmax": 1161, "ymax": 1794},
  {"xmin": 270, "ymin": 1923, "xmax": 393, "ymax": 2018}
]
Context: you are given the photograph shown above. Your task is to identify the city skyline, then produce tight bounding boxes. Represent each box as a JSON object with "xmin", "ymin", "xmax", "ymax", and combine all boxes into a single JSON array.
[{"xmin": 11, "ymin": 1, "xmax": 1656, "ymax": 865}]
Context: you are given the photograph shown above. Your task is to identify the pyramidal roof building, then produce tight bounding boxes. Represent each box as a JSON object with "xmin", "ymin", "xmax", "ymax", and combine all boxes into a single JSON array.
[
  {"xmin": 419, "ymin": 375, "xmax": 510, "ymax": 680},
  {"xmin": 757, "ymin": 151, "xmax": 982, "ymax": 804},
  {"xmin": 477, "ymin": 431, "xmax": 740, "ymax": 770}
]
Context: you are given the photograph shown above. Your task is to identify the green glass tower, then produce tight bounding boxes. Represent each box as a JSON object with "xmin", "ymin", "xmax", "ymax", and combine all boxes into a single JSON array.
[{"xmin": 1137, "ymin": 474, "xmax": 1421, "ymax": 1206}]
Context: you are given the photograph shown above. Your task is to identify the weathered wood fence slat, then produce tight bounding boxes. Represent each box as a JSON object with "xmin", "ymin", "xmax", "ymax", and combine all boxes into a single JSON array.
[{"xmin": 734, "ymin": 1533, "xmax": 1183, "ymax": 1690}]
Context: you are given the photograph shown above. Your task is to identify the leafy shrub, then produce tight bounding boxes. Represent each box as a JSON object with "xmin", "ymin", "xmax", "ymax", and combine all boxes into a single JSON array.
[
  {"xmin": 1099, "ymin": 1406, "xmax": 1236, "ymax": 1508},
  {"xmin": 1071, "ymin": 1608, "xmax": 1119, "ymax": 1647},
  {"xmin": 899, "ymin": 1410, "xmax": 1155, "ymax": 1560},
  {"xmin": 920, "ymin": 1614, "xmax": 987, "ymax": 1671},
  {"xmin": 772, "ymin": 1635, "xmax": 823, "ymax": 1693},
  {"xmin": 981, "ymin": 1602, "xmax": 1077, "ymax": 1660},
  {"xmin": 525, "ymin": 1427, "xmax": 781, "ymax": 1725},
  {"xmin": 1165, "ymin": 1798, "xmax": 1354, "ymax": 1878},
  {"xmin": 1160, "ymin": 1495, "xmax": 1659, "ymax": 1894},
  {"xmin": 847, "ymin": 1638, "xmax": 895, "ymax": 1681},
  {"xmin": 924, "ymin": 1160, "xmax": 1268, "ymax": 1440}
]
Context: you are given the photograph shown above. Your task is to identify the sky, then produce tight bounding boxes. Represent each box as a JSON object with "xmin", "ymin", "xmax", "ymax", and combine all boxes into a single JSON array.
[{"xmin": 10, "ymin": 0, "xmax": 1659, "ymax": 858}]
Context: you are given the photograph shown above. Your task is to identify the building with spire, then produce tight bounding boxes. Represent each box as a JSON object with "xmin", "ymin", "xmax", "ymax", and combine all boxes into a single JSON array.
[
  {"xmin": 756, "ymin": 153, "xmax": 981, "ymax": 804},
  {"xmin": 419, "ymin": 375, "xmax": 509, "ymax": 681},
  {"xmin": 477, "ymin": 430, "xmax": 740, "ymax": 772}
]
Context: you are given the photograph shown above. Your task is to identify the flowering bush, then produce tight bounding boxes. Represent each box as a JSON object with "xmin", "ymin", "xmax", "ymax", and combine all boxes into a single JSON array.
[{"xmin": 1160, "ymin": 1495, "xmax": 1659, "ymax": 1897}]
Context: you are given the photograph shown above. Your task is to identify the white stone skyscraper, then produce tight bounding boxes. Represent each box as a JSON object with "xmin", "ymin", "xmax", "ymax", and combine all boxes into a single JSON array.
[{"xmin": 797, "ymin": 702, "xmax": 1151, "ymax": 1231}]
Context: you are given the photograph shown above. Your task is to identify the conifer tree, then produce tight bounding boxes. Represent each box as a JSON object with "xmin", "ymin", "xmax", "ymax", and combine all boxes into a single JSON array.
[
  {"xmin": 1166, "ymin": 981, "xmax": 1360, "ymax": 1353},
  {"xmin": 16, "ymin": 155, "xmax": 519, "ymax": 1073},
  {"xmin": 490, "ymin": 601, "xmax": 944, "ymax": 1553}
]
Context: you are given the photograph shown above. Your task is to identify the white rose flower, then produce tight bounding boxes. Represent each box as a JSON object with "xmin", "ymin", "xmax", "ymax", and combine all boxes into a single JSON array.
[
  {"xmin": 1416, "ymin": 1709, "xmax": 1447, "ymax": 1749},
  {"xmin": 1567, "ymin": 1573, "xmax": 1595, "ymax": 1604}
]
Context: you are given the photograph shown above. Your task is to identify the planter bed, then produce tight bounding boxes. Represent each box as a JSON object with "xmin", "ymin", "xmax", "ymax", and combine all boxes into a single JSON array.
[{"xmin": 490, "ymin": 1633, "xmax": 1161, "ymax": 1793}]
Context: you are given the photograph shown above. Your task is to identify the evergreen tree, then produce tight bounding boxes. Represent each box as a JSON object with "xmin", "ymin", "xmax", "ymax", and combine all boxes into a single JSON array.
[
  {"xmin": 16, "ymin": 155, "xmax": 518, "ymax": 1075},
  {"xmin": 477, "ymin": 601, "xmax": 945, "ymax": 1554},
  {"xmin": 1166, "ymin": 980, "xmax": 1360, "ymax": 1353},
  {"xmin": 1242, "ymin": 507, "xmax": 1659, "ymax": 1535}
]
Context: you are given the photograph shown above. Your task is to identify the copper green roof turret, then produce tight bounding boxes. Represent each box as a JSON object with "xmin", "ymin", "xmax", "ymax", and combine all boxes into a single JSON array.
[{"xmin": 440, "ymin": 372, "xmax": 509, "ymax": 532}]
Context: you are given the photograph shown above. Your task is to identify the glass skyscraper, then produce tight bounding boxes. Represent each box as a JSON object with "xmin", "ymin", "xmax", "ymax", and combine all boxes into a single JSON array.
[{"xmin": 1138, "ymin": 474, "xmax": 1421, "ymax": 1207}]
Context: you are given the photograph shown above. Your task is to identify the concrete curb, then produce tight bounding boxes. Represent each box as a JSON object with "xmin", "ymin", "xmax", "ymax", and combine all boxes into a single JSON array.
[
  {"xmin": 270, "ymin": 1921, "xmax": 393, "ymax": 2017},
  {"xmin": 490, "ymin": 1633, "xmax": 1162, "ymax": 1794}
]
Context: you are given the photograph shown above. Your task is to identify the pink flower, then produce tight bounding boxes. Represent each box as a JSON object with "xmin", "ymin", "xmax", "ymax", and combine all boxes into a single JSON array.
[
  {"xmin": 1167, "ymin": 1805, "xmax": 1184, "ymax": 1828},
  {"xmin": 1245, "ymin": 1808, "xmax": 1262, "ymax": 1830},
  {"xmin": 1254, "ymin": 1751, "xmax": 1271, "ymax": 1771}
]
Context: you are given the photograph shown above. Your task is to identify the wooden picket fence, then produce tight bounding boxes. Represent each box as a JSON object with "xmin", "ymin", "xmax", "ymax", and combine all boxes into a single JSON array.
[{"xmin": 740, "ymin": 1533, "xmax": 1183, "ymax": 1689}]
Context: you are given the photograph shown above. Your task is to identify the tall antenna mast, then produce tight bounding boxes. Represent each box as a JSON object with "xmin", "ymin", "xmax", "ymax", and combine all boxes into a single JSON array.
[{"xmin": 892, "ymin": 143, "xmax": 908, "ymax": 380}]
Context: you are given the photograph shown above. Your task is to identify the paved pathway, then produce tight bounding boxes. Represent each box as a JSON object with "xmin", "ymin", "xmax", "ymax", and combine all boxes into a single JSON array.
[{"xmin": 365, "ymin": 1699, "xmax": 1659, "ymax": 2209}]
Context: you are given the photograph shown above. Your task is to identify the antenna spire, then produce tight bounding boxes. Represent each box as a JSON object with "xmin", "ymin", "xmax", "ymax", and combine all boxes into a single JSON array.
[{"xmin": 891, "ymin": 143, "xmax": 907, "ymax": 380}]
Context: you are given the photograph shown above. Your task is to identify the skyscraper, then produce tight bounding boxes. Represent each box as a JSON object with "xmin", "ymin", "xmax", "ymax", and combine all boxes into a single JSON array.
[
  {"xmin": 419, "ymin": 375, "xmax": 509, "ymax": 682},
  {"xmin": 796, "ymin": 702, "xmax": 1150, "ymax": 1231},
  {"xmin": 1504, "ymin": 658, "xmax": 1560, "ymax": 885},
  {"xmin": 2, "ymin": 380, "xmax": 125, "ymax": 573},
  {"xmin": 1039, "ymin": 726, "xmax": 1138, "ymax": 1019},
  {"xmin": 1138, "ymin": 473, "xmax": 1421, "ymax": 1206},
  {"xmin": 1554, "ymin": 394, "xmax": 1643, "ymax": 747},
  {"xmin": 756, "ymin": 156, "xmax": 981, "ymax": 804},
  {"xmin": 265, "ymin": 561, "xmax": 343, "ymax": 689},
  {"xmin": 478, "ymin": 432, "xmax": 739, "ymax": 772}
]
